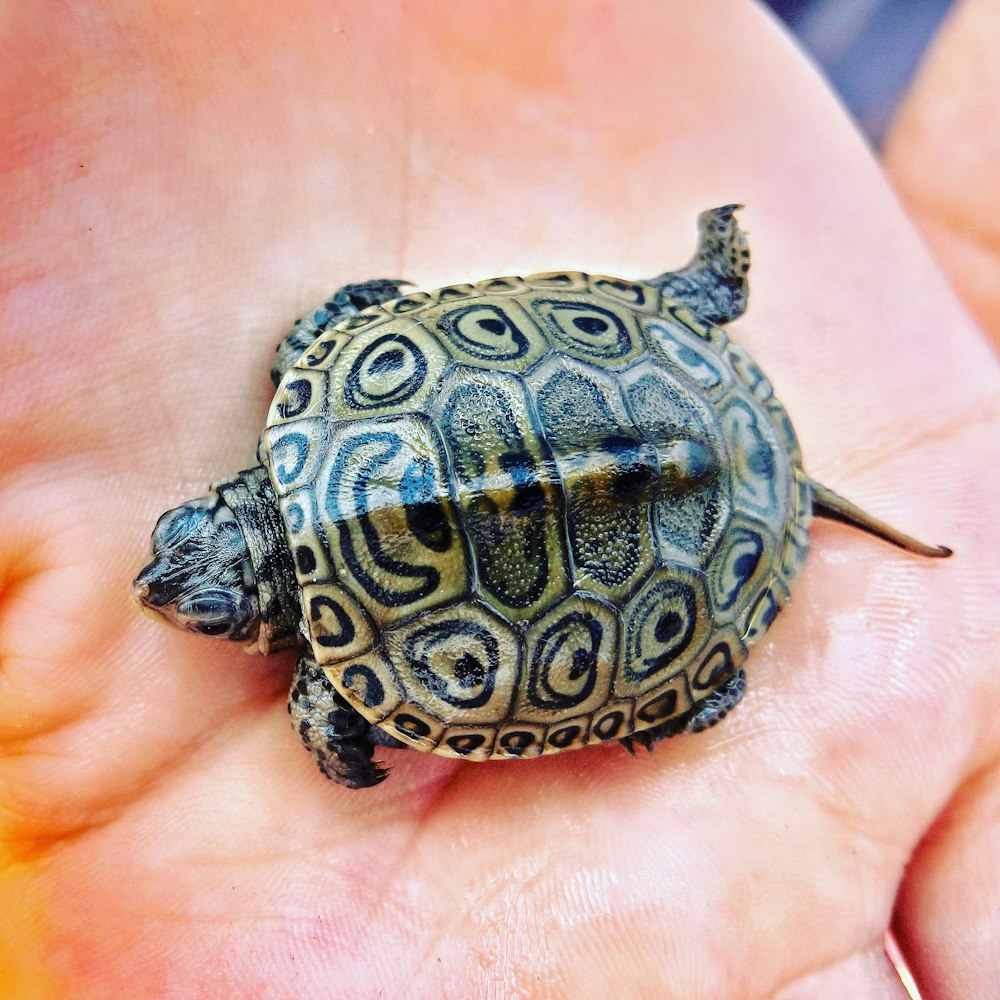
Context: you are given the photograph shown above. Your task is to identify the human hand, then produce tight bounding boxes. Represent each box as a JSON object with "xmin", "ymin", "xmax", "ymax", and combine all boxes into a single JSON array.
[
  {"xmin": 885, "ymin": 0, "xmax": 1000, "ymax": 353},
  {"xmin": 2, "ymin": 4, "xmax": 997, "ymax": 998}
]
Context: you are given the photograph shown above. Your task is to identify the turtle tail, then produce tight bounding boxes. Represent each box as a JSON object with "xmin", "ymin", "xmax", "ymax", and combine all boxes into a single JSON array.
[{"xmin": 809, "ymin": 479, "xmax": 952, "ymax": 558}]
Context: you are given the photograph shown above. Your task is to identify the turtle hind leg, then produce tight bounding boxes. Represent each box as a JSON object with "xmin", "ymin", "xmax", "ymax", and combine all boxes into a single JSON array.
[
  {"xmin": 646, "ymin": 205, "xmax": 750, "ymax": 325},
  {"xmin": 271, "ymin": 278, "xmax": 411, "ymax": 387},
  {"xmin": 620, "ymin": 669, "xmax": 747, "ymax": 753},
  {"xmin": 288, "ymin": 653, "xmax": 399, "ymax": 788}
]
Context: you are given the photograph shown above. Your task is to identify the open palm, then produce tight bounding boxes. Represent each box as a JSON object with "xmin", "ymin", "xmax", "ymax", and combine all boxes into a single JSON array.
[{"xmin": 3, "ymin": 4, "xmax": 998, "ymax": 998}]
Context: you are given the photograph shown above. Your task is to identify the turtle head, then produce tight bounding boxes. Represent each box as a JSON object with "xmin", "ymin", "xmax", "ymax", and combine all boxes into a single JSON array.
[
  {"xmin": 132, "ymin": 491, "xmax": 261, "ymax": 642},
  {"xmin": 133, "ymin": 467, "xmax": 299, "ymax": 652}
]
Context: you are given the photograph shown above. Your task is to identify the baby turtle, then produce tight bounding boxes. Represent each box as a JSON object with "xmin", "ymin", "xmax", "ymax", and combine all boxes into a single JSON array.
[{"xmin": 133, "ymin": 206, "xmax": 950, "ymax": 788}]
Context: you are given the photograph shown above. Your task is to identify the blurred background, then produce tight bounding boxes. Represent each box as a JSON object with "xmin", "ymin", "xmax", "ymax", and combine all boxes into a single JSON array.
[{"xmin": 763, "ymin": 0, "xmax": 955, "ymax": 143}]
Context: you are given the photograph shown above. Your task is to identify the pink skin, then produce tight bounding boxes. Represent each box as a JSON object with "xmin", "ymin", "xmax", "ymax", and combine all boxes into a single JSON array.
[
  {"xmin": 885, "ymin": 0, "xmax": 1000, "ymax": 355},
  {"xmin": 2, "ymin": 3, "xmax": 999, "ymax": 998}
]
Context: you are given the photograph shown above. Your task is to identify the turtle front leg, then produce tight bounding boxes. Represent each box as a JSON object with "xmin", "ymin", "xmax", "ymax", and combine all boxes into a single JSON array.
[
  {"xmin": 288, "ymin": 652, "xmax": 404, "ymax": 788},
  {"xmin": 645, "ymin": 205, "xmax": 750, "ymax": 326},
  {"xmin": 621, "ymin": 668, "xmax": 747, "ymax": 753},
  {"xmin": 271, "ymin": 279, "xmax": 410, "ymax": 387}
]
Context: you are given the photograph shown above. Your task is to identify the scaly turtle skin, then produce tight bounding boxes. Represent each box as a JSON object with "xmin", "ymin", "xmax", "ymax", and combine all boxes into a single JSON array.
[{"xmin": 133, "ymin": 207, "xmax": 950, "ymax": 788}]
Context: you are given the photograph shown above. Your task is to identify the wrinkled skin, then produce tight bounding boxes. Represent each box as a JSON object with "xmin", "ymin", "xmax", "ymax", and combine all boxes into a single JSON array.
[
  {"xmin": 133, "ymin": 493, "xmax": 260, "ymax": 642},
  {"xmin": 2, "ymin": 3, "xmax": 999, "ymax": 998}
]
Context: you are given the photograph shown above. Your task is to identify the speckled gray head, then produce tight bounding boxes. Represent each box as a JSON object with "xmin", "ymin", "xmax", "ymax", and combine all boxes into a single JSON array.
[
  {"xmin": 132, "ymin": 490, "xmax": 261, "ymax": 641},
  {"xmin": 133, "ymin": 466, "xmax": 300, "ymax": 653}
]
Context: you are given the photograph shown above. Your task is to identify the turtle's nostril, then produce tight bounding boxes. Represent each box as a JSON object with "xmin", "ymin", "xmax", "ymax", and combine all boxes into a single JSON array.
[
  {"xmin": 131, "ymin": 577, "xmax": 151, "ymax": 606},
  {"xmin": 131, "ymin": 559, "xmax": 162, "ymax": 606}
]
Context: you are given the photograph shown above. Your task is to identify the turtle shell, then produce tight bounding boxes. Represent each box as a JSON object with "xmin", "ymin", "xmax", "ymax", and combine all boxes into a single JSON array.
[{"xmin": 260, "ymin": 272, "xmax": 812, "ymax": 761}]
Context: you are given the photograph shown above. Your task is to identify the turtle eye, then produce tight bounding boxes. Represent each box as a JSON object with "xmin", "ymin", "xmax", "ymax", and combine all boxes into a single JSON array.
[
  {"xmin": 152, "ymin": 502, "xmax": 212, "ymax": 550},
  {"xmin": 178, "ymin": 590, "xmax": 243, "ymax": 637},
  {"xmin": 194, "ymin": 619, "xmax": 230, "ymax": 637}
]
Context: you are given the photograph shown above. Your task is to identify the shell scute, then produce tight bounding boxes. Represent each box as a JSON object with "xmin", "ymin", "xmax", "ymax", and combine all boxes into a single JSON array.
[
  {"xmin": 319, "ymin": 414, "xmax": 471, "ymax": 627},
  {"xmin": 430, "ymin": 367, "xmax": 571, "ymax": 623},
  {"xmin": 427, "ymin": 297, "xmax": 547, "ymax": 371},
  {"xmin": 691, "ymin": 629, "xmax": 747, "ymax": 694},
  {"xmin": 438, "ymin": 726, "xmax": 499, "ymax": 761},
  {"xmin": 271, "ymin": 368, "xmax": 329, "ymax": 424},
  {"xmin": 543, "ymin": 716, "xmax": 593, "ymax": 754},
  {"xmin": 384, "ymin": 291, "xmax": 434, "ymax": 315},
  {"xmin": 642, "ymin": 314, "xmax": 734, "ymax": 398},
  {"xmin": 336, "ymin": 649, "xmax": 406, "ymax": 723},
  {"xmin": 633, "ymin": 670, "xmax": 696, "ymax": 729},
  {"xmin": 301, "ymin": 582, "xmax": 377, "ymax": 666},
  {"xmin": 493, "ymin": 722, "xmax": 548, "ymax": 760},
  {"xmin": 716, "ymin": 389, "xmax": 789, "ymax": 526},
  {"xmin": 329, "ymin": 321, "xmax": 449, "ymax": 419},
  {"xmin": 338, "ymin": 306, "xmax": 391, "ymax": 332},
  {"xmin": 430, "ymin": 282, "xmax": 478, "ymax": 303},
  {"xmin": 726, "ymin": 342, "xmax": 775, "ymax": 402},
  {"xmin": 265, "ymin": 418, "xmax": 328, "ymax": 496},
  {"xmin": 665, "ymin": 302, "xmax": 728, "ymax": 350},
  {"xmin": 473, "ymin": 275, "xmax": 530, "ymax": 296},
  {"xmin": 301, "ymin": 330, "xmax": 353, "ymax": 370},
  {"xmin": 383, "ymin": 601, "xmax": 520, "ymax": 729},
  {"xmin": 586, "ymin": 700, "xmax": 637, "ymax": 745},
  {"xmin": 531, "ymin": 293, "xmax": 645, "ymax": 367},
  {"xmin": 617, "ymin": 563, "xmax": 712, "ymax": 700},
  {"xmin": 385, "ymin": 702, "xmax": 445, "ymax": 753},
  {"xmin": 708, "ymin": 515, "xmax": 779, "ymax": 629},
  {"xmin": 523, "ymin": 270, "xmax": 590, "ymax": 292},
  {"xmin": 518, "ymin": 592, "xmax": 620, "ymax": 727},
  {"xmin": 527, "ymin": 355, "xmax": 657, "ymax": 602},
  {"xmin": 619, "ymin": 360, "xmax": 732, "ymax": 563},
  {"xmin": 588, "ymin": 274, "xmax": 660, "ymax": 313}
]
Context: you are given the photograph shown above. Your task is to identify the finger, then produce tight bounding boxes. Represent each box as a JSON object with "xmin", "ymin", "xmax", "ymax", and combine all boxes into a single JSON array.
[
  {"xmin": 892, "ymin": 763, "xmax": 1000, "ymax": 1000},
  {"xmin": 884, "ymin": 0, "xmax": 1000, "ymax": 349},
  {"xmin": 771, "ymin": 940, "xmax": 915, "ymax": 1000}
]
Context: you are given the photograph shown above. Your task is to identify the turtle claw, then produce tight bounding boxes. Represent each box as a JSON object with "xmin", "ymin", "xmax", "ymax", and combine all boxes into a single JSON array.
[
  {"xmin": 318, "ymin": 747, "xmax": 390, "ymax": 790},
  {"xmin": 620, "ymin": 670, "xmax": 748, "ymax": 756},
  {"xmin": 619, "ymin": 719, "xmax": 683, "ymax": 755},
  {"xmin": 620, "ymin": 729, "xmax": 666, "ymax": 755},
  {"xmin": 684, "ymin": 669, "xmax": 747, "ymax": 733},
  {"xmin": 289, "ymin": 654, "xmax": 394, "ymax": 789}
]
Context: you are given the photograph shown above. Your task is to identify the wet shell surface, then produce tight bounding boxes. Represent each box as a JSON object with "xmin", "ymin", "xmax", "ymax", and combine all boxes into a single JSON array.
[{"xmin": 260, "ymin": 272, "xmax": 811, "ymax": 761}]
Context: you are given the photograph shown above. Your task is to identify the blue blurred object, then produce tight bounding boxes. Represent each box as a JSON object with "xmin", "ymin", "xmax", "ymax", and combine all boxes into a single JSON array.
[{"xmin": 763, "ymin": 0, "xmax": 956, "ymax": 143}]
